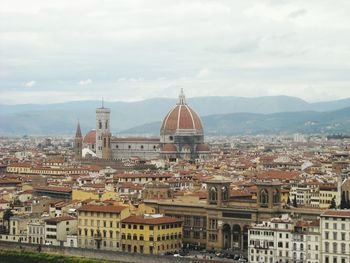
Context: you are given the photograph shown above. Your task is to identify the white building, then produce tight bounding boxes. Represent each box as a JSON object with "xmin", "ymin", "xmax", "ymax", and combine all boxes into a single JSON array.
[
  {"xmin": 44, "ymin": 216, "xmax": 77, "ymax": 246},
  {"xmin": 248, "ymin": 215, "xmax": 320, "ymax": 263},
  {"xmin": 320, "ymin": 210, "xmax": 350, "ymax": 263}
]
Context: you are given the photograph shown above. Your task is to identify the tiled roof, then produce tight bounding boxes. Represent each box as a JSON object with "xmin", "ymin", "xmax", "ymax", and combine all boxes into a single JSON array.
[
  {"xmin": 44, "ymin": 216, "xmax": 76, "ymax": 223},
  {"xmin": 321, "ymin": 210, "xmax": 350, "ymax": 218},
  {"xmin": 257, "ymin": 171, "xmax": 300, "ymax": 180},
  {"xmin": 122, "ymin": 215, "xmax": 182, "ymax": 225},
  {"xmin": 78, "ymin": 204, "xmax": 127, "ymax": 214},
  {"xmin": 34, "ymin": 186, "xmax": 72, "ymax": 193}
]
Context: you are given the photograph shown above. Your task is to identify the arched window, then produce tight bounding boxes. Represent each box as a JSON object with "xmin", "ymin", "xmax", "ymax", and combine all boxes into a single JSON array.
[
  {"xmin": 260, "ymin": 189, "xmax": 269, "ymax": 205},
  {"xmin": 273, "ymin": 189, "xmax": 280, "ymax": 204},
  {"xmin": 105, "ymin": 120, "xmax": 108, "ymax": 129},
  {"xmin": 104, "ymin": 138, "xmax": 106, "ymax": 147},
  {"xmin": 221, "ymin": 186, "xmax": 229, "ymax": 201},
  {"xmin": 99, "ymin": 121, "xmax": 102, "ymax": 129},
  {"xmin": 209, "ymin": 187, "xmax": 218, "ymax": 203}
]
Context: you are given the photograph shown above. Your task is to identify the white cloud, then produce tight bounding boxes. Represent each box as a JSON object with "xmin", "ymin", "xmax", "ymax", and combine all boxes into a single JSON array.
[
  {"xmin": 78, "ymin": 79, "xmax": 92, "ymax": 86},
  {"xmin": 196, "ymin": 68, "xmax": 210, "ymax": 78},
  {"xmin": 1, "ymin": 0, "xmax": 350, "ymax": 103},
  {"xmin": 24, "ymin": 81, "xmax": 36, "ymax": 88}
]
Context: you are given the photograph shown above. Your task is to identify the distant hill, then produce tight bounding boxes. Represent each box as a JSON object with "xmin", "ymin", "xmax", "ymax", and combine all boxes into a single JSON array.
[
  {"xmin": 122, "ymin": 107, "xmax": 350, "ymax": 135},
  {"xmin": 1, "ymin": 95, "xmax": 350, "ymax": 135}
]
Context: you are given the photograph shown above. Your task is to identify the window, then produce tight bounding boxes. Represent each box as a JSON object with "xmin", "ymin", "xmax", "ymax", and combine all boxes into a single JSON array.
[{"xmin": 341, "ymin": 243, "xmax": 346, "ymax": 253}]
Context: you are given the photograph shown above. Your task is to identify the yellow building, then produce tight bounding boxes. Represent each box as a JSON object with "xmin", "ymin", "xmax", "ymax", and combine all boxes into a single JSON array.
[
  {"xmin": 319, "ymin": 185, "xmax": 338, "ymax": 209},
  {"xmin": 121, "ymin": 214, "xmax": 183, "ymax": 255},
  {"xmin": 77, "ymin": 204, "xmax": 130, "ymax": 251}
]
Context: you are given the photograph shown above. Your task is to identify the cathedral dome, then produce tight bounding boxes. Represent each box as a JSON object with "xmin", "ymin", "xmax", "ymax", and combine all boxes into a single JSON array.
[
  {"xmin": 160, "ymin": 89, "xmax": 203, "ymax": 136},
  {"xmin": 83, "ymin": 130, "xmax": 96, "ymax": 144}
]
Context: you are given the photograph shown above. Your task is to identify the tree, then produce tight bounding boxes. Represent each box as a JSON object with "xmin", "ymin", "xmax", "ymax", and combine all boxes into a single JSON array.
[
  {"xmin": 329, "ymin": 197, "xmax": 337, "ymax": 209},
  {"xmin": 293, "ymin": 195, "xmax": 297, "ymax": 208},
  {"xmin": 340, "ymin": 191, "xmax": 347, "ymax": 209},
  {"xmin": 3, "ymin": 209, "xmax": 13, "ymax": 233},
  {"xmin": 287, "ymin": 196, "xmax": 291, "ymax": 205}
]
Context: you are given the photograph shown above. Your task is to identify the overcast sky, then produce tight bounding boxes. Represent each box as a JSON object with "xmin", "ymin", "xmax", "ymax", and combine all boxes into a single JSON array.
[{"xmin": 1, "ymin": 0, "xmax": 350, "ymax": 104}]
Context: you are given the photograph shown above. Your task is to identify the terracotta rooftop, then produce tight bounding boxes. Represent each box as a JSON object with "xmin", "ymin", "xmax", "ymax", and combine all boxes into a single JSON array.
[
  {"xmin": 34, "ymin": 186, "xmax": 72, "ymax": 193},
  {"xmin": 321, "ymin": 210, "xmax": 350, "ymax": 218},
  {"xmin": 122, "ymin": 215, "xmax": 182, "ymax": 225},
  {"xmin": 257, "ymin": 171, "xmax": 300, "ymax": 180},
  {"xmin": 78, "ymin": 204, "xmax": 127, "ymax": 214},
  {"xmin": 44, "ymin": 216, "xmax": 76, "ymax": 223}
]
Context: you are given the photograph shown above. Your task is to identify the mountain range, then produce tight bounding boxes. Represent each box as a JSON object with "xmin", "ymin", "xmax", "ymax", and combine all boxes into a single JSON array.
[{"xmin": 1, "ymin": 95, "xmax": 350, "ymax": 136}]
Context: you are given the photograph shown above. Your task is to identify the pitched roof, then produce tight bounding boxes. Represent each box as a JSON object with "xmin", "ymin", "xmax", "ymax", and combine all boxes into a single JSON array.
[
  {"xmin": 321, "ymin": 210, "xmax": 350, "ymax": 218},
  {"xmin": 78, "ymin": 204, "xmax": 127, "ymax": 214},
  {"xmin": 122, "ymin": 215, "xmax": 182, "ymax": 225}
]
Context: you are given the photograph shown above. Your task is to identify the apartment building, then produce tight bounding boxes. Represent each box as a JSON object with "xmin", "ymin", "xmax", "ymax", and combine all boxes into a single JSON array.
[
  {"xmin": 120, "ymin": 214, "xmax": 183, "ymax": 255},
  {"xmin": 248, "ymin": 215, "xmax": 320, "ymax": 263},
  {"xmin": 44, "ymin": 216, "xmax": 77, "ymax": 246},
  {"xmin": 320, "ymin": 210, "xmax": 350, "ymax": 263},
  {"xmin": 77, "ymin": 204, "xmax": 130, "ymax": 251}
]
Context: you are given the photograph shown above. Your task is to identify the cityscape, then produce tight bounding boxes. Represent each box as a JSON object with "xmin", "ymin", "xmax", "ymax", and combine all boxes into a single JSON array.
[{"xmin": 1, "ymin": 1, "xmax": 350, "ymax": 263}]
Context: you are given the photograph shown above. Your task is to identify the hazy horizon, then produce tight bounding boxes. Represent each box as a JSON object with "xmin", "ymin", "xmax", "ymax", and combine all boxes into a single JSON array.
[{"xmin": 1, "ymin": 94, "xmax": 350, "ymax": 106}]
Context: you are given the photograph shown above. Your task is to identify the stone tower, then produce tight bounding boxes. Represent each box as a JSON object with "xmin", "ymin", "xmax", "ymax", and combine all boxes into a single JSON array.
[
  {"xmin": 101, "ymin": 130, "xmax": 111, "ymax": 160},
  {"xmin": 74, "ymin": 121, "xmax": 83, "ymax": 160},
  {"xmin": 206, "ymin": 176, "xmax": 231, "ymax": 207},
  {"xmin": 256, "ymin": 182, "xmax": 282, "ymax": 209},
  {"xmin": 96, "ymin": 101, "xmax": 111, "ymax": 159}
]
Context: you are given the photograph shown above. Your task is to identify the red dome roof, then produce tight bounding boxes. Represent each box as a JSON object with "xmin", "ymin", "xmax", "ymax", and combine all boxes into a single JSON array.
[
  {"xmin": 161, "ymin": 144, "xmax": 177, "ymax": 152},
  {"xmin": 160, "ymin": 90, "xmax": 203, "ymax": 135},
  {"xmin": 196, "ymin": 143, "xmax": 210, "ymax": 152},
  {"xmin": 83, "ymin": 130, "xmax": 96, "ymax": 144}
]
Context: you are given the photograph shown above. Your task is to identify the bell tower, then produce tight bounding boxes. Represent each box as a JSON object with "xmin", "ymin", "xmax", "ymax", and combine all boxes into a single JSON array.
[
  {"xmin": 102, "ymin": 131, "xmax": 111, "ymax": 160},
  {"xmin": 74, "ymin": 121, "xmax": 83, "ymax": 161},
  {"xmin": 206, "ymin": 176, "xmax": 231, "ymax": 207},
  {"xmin": 256, "ymin": 182, "xmax": 282, "ymax": 209},
  {"xmin": 96, "ymin": 99, "xmax": 111, "ymax": 159}
]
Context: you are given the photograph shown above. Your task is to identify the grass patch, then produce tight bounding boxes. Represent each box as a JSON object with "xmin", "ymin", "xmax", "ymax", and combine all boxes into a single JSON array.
[{"xmin": 0, "ymin": 249, "xmax": 121, "ymax": 263}]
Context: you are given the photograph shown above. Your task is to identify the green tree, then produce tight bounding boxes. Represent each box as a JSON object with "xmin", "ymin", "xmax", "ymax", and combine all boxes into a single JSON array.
[
  {"xmin": 293, "ymin": 195, "xmax": 297, "ymax": 207},
  {"xmin": 329, "ymin": 197, "xmax": 337, "ymax": 209},
  {"xmin": 287, "ymin": 196, "xmax": 291, "ymax": 205},
  {"xmin": 340, "ymin": 191, "xmax": 347, "ymax": 209}
]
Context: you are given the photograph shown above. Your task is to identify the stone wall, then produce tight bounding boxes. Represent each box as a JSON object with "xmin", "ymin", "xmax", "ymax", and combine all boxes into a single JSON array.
[{"xmin": 0, "ymin": 241, "xmax": 197, "ymax": 263}]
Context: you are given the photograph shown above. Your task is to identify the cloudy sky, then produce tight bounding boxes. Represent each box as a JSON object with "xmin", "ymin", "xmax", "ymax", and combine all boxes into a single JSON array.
[{"xmin": 1, "ymin": 0, "xmax": 350, "ymax": 104}]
